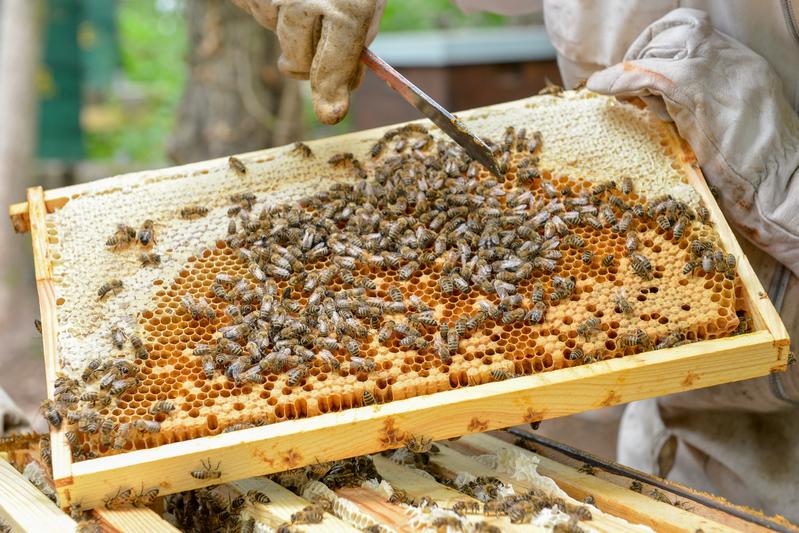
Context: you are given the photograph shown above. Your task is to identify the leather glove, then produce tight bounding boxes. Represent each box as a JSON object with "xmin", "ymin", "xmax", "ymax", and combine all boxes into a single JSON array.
[
  {"xmin": 589, "ymin": 8, "xmax": 799, "ymax": 412},
  {"xmin": 231, "ymin": 0, "xmax": 386, "ymax": 125},
  {"xmin": 587, "ymin": 8, "xmax": 799, "ymax": 279}
]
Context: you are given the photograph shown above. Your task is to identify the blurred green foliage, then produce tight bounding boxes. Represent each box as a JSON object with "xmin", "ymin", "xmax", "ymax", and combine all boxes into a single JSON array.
[
  {"xmin": 84, "ymin": 0, "xmax": 505, "ymax": 163},
  {"xmin": 85, "ymin": 0, "xmax": 186, "ymax": 163},
  {"xmin": 381, "ymin": 0, "xmax": 505, "ymax": 31}
]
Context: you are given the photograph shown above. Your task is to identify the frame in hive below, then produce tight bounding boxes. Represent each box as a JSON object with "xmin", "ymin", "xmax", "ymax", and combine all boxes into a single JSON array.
[{"xmin": 9, "ymin": 93, "xmax": 790, "ymax": 510}]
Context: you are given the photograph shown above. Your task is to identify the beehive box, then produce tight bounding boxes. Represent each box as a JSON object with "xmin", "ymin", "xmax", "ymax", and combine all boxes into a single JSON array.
[
  {"xmin": 2, "ymin": 432, "xmax": 793, "ymax": 532},
  {"xmin": 10, "ymin": 92, "xmax": 789, "ymax": 510}
]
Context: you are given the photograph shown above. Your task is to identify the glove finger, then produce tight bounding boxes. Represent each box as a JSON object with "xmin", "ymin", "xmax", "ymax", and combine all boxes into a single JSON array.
[
  {"xmin": 310, "ymin": 14, "xmax": 368, "ymax": 124},
  {"xmin": 275, "ymin": 4, "xmax": 320, "ymax": 81},
  {"xmin": 586, "ymin": 60, "xmax": 673, "ymax": 98}
]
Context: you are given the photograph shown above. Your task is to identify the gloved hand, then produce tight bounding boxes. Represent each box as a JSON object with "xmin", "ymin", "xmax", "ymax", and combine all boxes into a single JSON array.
[
  {"xmin": 231, "ymin": 0, "xmax": 386, "ymax": 125},
  {"xmin": 587, "ymin": 8, "xmax": 799, "ymax": 279}
]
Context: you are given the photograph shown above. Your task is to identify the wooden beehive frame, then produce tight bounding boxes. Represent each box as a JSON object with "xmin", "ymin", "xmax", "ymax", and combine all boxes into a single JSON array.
[{"xmin": 10, "ymin": 97, "xmax": 790, "ymax": 511}]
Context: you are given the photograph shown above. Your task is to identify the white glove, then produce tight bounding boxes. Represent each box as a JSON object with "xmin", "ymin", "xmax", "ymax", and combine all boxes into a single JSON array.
[
  {"xmin": 589, "ymin": 8, "xmax": 799, "ymax": 412},
  {"xmin": 232, "ymin": 0, "xmax": 386, "ymax": 124},
  {"xmin": 587, "ymin": 8, "xmax": 799, "ymax": 279}
]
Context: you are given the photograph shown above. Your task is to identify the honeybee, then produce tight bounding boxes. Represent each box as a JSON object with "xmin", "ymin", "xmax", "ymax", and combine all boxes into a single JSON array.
[
  {"xmin": 613, "ymin": 288, "xmax": 633, "ymax": 317},
  {"xmin": 581, "ymin": 250, "xmax": 594, "ymax": 264},
  {"xmin": 350, "ymin": 356, "xmax": 376, "ymax": 373},
  {"xmin": 405, "ymin": 434, "xmax": 437, "ymax": 454},
  {"xmin": 292, "ymin": 142, "xmax": 313, "ymax": 158},
  {"xmin": 287, "ymin": 365, "xmax": 309, "ymax": 387},
  {"xmin": 180, "ymin": 205, "xmax": 209, "ymax": 219},
  {"xmin": 202, "ymin": 355, "xmax": 216, "ymax": 379},
  {"xmin": 656, "ymin": 215, "xmax": 671, "ymax": 231},
  {"xmin": 621, "ymin": 176, "xmax": 633, "ymax": 195},
  {"xmin": 529, "ymin": 282, "xmax": 544, "ymax": 303},
  {"xmin": 363, "ymin": 390, "xmax": 376, "ymax": 406},
  {"xmin": 630, "ymin": 253, "xmax": 653, "ymax": 280},
  {"xmin": 702, "ymin": 251, "xmax": 715, "ymax": 273},
  {"xmin": 110, "ymin": 377, "xmax": 138, "ymax": 396},
  {"xmin": 672, "ymin": 216, "xmax": 688, "ymax": 241},
  {"xmin": 726, "ymin": 253, "xmax": 736, "ymax": 271},
  {"xmin": 625, "ymin": 232, "xmax": 639, "ymax": 254},
  {"xmin": 149, "ymin": 400, "xmax": 175, "ymax": 415},
  {"xmin": 447, "ymin": 329, "xmax": 460, "ymax": 353},
  {"xmin": 110, "ymin": 326, "xmax": 126, "ymax": 349},
  {"xmin": 97, "ymin": 279, "xmax": 123, "ymax": 300},
  {"xmin": 398, "ymin": 261, "xmax": 419, "ymax": 280},
  {"xmin": 564, "ymin": 234, "xmax": 585, "ymax": 248},
  {"xmin": 191, "ymin": 458, "xmax": 222, "ymax": 480},
  {"xmin": 438, "ymin": 275, "xmax": 454, "ymax": 295},
  {"xmin": 314, "ymin": 349, "xmax": 338, "ymax": 371},
  {"xmin": 600, "ymin": 204, "xmax": 617, "ymax": 227},
  {"xmin": 245, "ymin": 489, "xmax": 271, "ymax": 505},
  {"xmin": 491, "ymin": 369, "xmax": 515, "ymax": 381},
  {"xmin": 517, "ymin": 167, "xmax": 540, "ymax": 183},
  {"xmin": 408, "ymin": 311, "xmax": 437, "ymax": 327},
  {"xmin": 291, "ymin": 504, "xmax": 325, "ymax": 524},
  {"xmin": 81, "ymin": 358, "xmax": 103, "ymax": 383},
  {"xmin": 374, "ymin": 321, "xmax": 394, "ymax": 344},
  {"xmin": 526, "ymin": 301, "xmax": 547, "ymax": 324},
  {"xmin": 328, "ymin": 152, "xmax": 355, "ymax": 167},
  {"xmin": 567, "ymin": 347, "xmax": 584, "ymax": 361},
  {"xmin": 137, "ymin": 219, "xmax": 156, "ymax": 246},
  {"xmin": 40, "ymin": 400, "xmax": 62, "ymax": 429},
  {"xmin": 129, "ymin": 334, "xmax": 149, "ymax": 360},
  {"xmin": 501, "ymin": 308, "xmax": 526, "ymax": 324},
  {"xmin": 139, "ymin": 252, "xmax": 161, "ymax": 266},
  {"xmin": 228, "ymin": 156, "xmax": 247, "ymax": 175},
  {"xmin": 656, "ymin": 331, "xmax": 688, "ymax": 350},
  {"xmin": 683, "ymin": 261, "xmax": 698, "ymax": 275},
  {"xmin": 697, "ymin": 204, "xmax": 711, "ymax": 225},
  {"xmin": 576, "ymin": 317, "xmax": 601, "ymax": 339},
  {"xmin": 621, "ymin": 328, "xmax": 651, "ymax": 349},
  {"xmin": 103, "ymin": 487, "xmax": 133, "ymax": 509},
  {"xmin": 133, "ymin": 485, "xmax": 160, "ymax": 507},
  {"xmin": 369, "ymin": 140, "xmax": 386, "ymax": 158},
  {"xmin": 132, "ymin": 419, "xmax": 160, "ymax": 434},
  {"xmin": 615, "ymin": 211, "xmax": 633, "ymax": 233},
  {"xmin": 112, "ymin": 423, "xmax": 131, "ymax": 450}
]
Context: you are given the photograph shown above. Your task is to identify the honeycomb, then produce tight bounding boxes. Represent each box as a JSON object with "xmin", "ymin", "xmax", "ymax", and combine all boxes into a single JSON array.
[{"xmin": 44, "ymin": 92, "xmax": 741, "ymax": 458}]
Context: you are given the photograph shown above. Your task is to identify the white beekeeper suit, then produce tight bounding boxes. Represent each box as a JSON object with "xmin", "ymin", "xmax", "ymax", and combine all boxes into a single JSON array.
[{"xmin": 231, "ymin": 0, "xmax": 799, "ymax": 521}]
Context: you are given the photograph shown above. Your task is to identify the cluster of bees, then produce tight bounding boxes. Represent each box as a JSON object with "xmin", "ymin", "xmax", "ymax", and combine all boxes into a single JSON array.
[
  {"xmin": 166, "ymin": 433, "xmax": 593, "ymax": 533},
  {"xmin": 157, "ymin": 121, "xmax": 732, "ymax": 404},
  {"xmin": 104, "ymin": 219, "xmax": 160, "ymax": 266},
  {"xmin": 39, "ymin": 347, "xmax": 175, "ymax": 460}
]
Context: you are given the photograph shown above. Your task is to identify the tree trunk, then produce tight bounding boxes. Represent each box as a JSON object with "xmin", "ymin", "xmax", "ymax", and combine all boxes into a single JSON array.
[
  {"xmin": 168, "ymin": 0, "xmax": 303, "ymax": 164},
  {"xmin": 0, "ymin": 0, "xmax": 45, "ymax": 425}
]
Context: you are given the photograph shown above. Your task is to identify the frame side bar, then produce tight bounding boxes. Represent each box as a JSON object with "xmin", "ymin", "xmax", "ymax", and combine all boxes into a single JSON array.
[
  {"xmin": 669, "ymin": 135, "xmax": 790, "ymax": 349},
  {"xmin": 26, "ymin": 187, "xmax": 73, "ymax": 486}
]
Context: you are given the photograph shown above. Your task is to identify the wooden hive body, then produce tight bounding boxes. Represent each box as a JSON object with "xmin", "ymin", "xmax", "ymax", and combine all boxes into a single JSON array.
[{"xmin": 10, "ymin": 92, "xmax": 789, "ymax": 510}]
